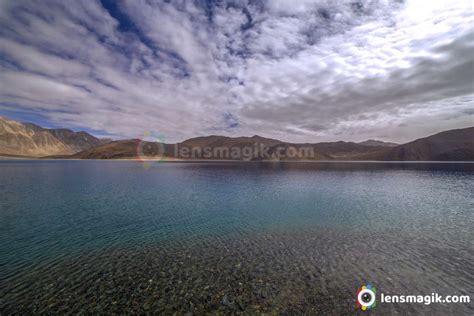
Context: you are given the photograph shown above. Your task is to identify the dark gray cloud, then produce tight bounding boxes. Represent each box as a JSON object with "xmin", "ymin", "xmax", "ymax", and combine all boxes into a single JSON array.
[{"xmin": 0, "ymin": 0, "xmax": 473, "ymax": 143}]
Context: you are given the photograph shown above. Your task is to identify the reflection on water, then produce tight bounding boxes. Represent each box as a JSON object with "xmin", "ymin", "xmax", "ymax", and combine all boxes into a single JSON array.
[{"xmin": 0, "ymin": 161, "xmax": 473, "ymax": 314}]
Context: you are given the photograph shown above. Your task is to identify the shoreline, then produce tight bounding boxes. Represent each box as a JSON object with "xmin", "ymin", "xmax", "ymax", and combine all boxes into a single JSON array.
[{"xmin": 1, "ymin": 156, "xmax": 474, "ymax": 163}]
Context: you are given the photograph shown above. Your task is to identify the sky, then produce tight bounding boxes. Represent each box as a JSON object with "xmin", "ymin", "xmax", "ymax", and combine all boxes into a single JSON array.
[{"xmin": 0, "ymin": 0, "xmax": 473, "ymax": 143}]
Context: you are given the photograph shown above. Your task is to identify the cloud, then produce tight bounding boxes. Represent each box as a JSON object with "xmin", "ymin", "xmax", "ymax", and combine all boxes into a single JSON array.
[{"xmin": 0, "ymin": 0, "xmax": 473, "ymax": 143}]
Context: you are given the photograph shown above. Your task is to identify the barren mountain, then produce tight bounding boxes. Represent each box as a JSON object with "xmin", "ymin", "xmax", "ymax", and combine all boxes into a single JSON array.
[
  {"xmin": 2, "ymin": 116, "xmax": 472, "ymax": 161},
  {"xmin": 66, "ymin": 136, "xmax": 386, "ymax": 161},
  {"xmin": 0, "ymin": 118, "xmax": 71, "ymax": 157},
  {"xmin": 359, "ymin": 139, "xmax": 398, "ymax": 147},
  {"xmin": 70, "ymin": 140, "xmax": 171, "ymax": 159},
  {"xmin": 180, "ymin": 135, "xmax": 282, "ymax": 148},
  {"xmin": 67, "ymin": 127, "xmax": 474, "ymax": 161},
  {"xmin": 48, "ymin": 129, "xmax": 102, "ymax": 152},
  {"xmin": 369, "ymin": 127, "xmax": 474, "ymax": 161},
  {"xmin": 0, "ymin": 116, "xmax": 108, "ymax": 157}
]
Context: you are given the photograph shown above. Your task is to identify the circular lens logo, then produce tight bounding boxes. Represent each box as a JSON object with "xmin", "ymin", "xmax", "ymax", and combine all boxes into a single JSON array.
[{"xmin": 357, "ymin": 284, "xmax": 377, "ymax": 311}]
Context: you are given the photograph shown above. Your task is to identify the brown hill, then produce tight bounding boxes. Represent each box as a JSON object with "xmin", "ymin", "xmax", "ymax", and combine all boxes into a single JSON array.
[
  {"xmin": 359, "ymin": 139, "xmax": 398, "ymax": 147},
  {"xmin": 67, "ymin": 137, "xmax": 387, "ymax": 161},
  {"xmin": 370, "ymin": 127, "xmax": 474, "ymax": 161},
  {"xmin": 3, "ymin": 115, "xmax": 472, "ymax": 161},
  {"xmin": 48, "ymin": 128, "xmax": 102, "ymax": 152},
  {"xmin": 311, "ymin": 141, "xmax": 388, "ymax": 160},
  {"xmin": 70, "ymin": 136, "xmax": 284, "ymax": 160},
  {"xmin": 0, "ymin": 116, "xmax": 108, "ymax": 157},
  {"xmin": 180, "ymin": 135, "xmax": 281, "ymax": 148},
  {"xmin": 0, "ymin": 118, "xmax": 71, "ymax": 157},
  {"xmin": 70, "ymin": 139, "xmax": 173, "ymax": 159},
  {"xmin": 50, "ymin": 127, "xmax": 474, "ymax": 161}
]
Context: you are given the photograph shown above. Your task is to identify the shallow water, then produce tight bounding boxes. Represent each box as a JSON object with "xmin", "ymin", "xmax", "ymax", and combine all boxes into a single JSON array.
[{"xmin": 1, "ymin": 161, "xmax": 473, "ymax": 314}]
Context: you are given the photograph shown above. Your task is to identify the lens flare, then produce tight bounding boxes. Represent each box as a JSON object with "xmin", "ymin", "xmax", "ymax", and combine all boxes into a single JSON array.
[{"xmin": 136, "ymin": 131, "xmax": 167, "ymax": 169}]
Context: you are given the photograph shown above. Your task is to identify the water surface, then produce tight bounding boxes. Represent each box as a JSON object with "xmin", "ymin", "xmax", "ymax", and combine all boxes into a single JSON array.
[{"xmin": 1, "ymin": 161, "xmax": 473, "ymax": 314}]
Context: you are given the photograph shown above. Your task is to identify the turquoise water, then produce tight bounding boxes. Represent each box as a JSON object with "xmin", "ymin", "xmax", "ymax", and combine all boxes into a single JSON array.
[{"xmin": 1, "ymin": 161, "xmax": 473, "ymax": 314}]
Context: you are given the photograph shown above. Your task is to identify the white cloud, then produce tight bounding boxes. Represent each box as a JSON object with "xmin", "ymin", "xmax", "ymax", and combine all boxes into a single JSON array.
[{"xmin": 0, "ymin": 0, "xmax": 472, "ymax": 143}]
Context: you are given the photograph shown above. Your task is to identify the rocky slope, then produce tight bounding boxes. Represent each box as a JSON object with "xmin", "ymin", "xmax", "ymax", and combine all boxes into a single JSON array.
[
  {"xmin": 2, "ymin": 116, "xmax": 472, "ymax": 161},
  {"xmin": 369, "ymin": 127, "xmax": 474, "ymax": 161},
  {"xmin": 66, "ymin": 136, "xmax": 385, "ymax": 161},
  {"xmin": 48, "ymin": 128, "xmax": 102, "ymax": 152},
  {"xmin": 66, "ymin": 127, "xmax": 474, "ymax": 161},
  {"xmin": 0, "ymin": 116, "xmax": 108, "ymax": 157},
  {"xmin": 70, "ymin": 140, "xmax": 173, "ymax": 159},
  {"xmin": 358, "ymin": 139, "xmax": 398, "ymax": 147}
]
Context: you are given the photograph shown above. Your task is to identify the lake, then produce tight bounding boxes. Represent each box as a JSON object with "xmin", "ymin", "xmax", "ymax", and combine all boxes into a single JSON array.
[{"xmin": 1, "ymin": 160, "xmax": 473, "ymax": 314}]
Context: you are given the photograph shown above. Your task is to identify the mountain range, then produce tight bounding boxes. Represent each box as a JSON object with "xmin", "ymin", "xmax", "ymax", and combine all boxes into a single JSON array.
[
  {"xmin": 1, "ymin": 116, "xmax": 473, "ymax": 161},
  {"xmin": 358, "ymin": 139, "xmax": 398, "ymax": 147},
  {"xmin": 366, "ymin": 127, "xmax": 474, "ymax": 161},
  {"xmin": 0, "ymin": 116, "xmax": 108, "ymax": 157}
]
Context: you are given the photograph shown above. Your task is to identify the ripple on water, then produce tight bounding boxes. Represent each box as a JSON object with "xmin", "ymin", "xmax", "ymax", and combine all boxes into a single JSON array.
[
  {"xmin": 1, "ymin": 161, "xmax": 473, "ymax": 314},
  {"xmin": 1, "ymin": 226, "xmax": 473, "ymax": 315}
]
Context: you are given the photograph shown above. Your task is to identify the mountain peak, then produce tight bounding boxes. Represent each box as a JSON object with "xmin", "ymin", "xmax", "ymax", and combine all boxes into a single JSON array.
[
  {"xmin": 1, "ymin": 116, "xmax": 473, "ymax": 161},
  {"xmin": 0, "ymin": 116, "xmax": 108, "ymax": 157},
  {"xmin": 359, "ymin": 139, "xmax": 398, "ymax": 147}
]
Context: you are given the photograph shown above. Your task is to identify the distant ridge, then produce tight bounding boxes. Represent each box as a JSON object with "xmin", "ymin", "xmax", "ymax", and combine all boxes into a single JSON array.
[
  {"xmin": 63, "ymin": 127, "xmax": 474, "ymax": 161},
  {"xmin": 359, "ymin": 139, "xmax": 398, "ymax": 147},
  {"xmin": 0, "ymin": 116, "xmax": 110, "ymax": 157},
  {"xmin": 368, "ymin": 127, "xmax": 474, "ymax": 161},
  {"xmin": 1, "ymin": 116, "xmax": 473, "ymax": 161}
]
